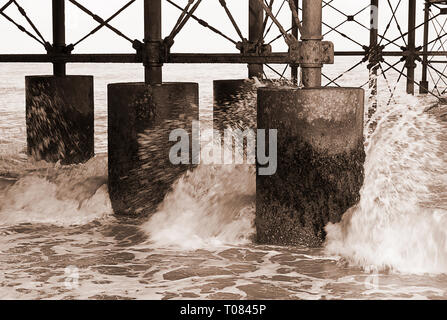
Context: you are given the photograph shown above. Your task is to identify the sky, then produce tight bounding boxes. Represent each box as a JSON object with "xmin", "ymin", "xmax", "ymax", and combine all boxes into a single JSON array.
[{"xmin": 0, "ymin": 0, "xmax": 430, "ymax": 54}]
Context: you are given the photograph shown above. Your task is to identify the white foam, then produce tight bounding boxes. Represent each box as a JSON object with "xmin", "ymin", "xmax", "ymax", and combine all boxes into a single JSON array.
[
  {"xmin": 326, "ymin": 93, "xmax": 447, "ymax": 274},
  {"xmin": 0, "ymin": 155, "xmax": 113, "ymax": 226},
  {"xmin": 143, "ymin": 164, "xmax": 256, "ymax": 250}
]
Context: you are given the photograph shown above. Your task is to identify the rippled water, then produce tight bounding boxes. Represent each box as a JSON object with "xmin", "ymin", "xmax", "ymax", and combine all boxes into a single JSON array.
[{"xmin": 1, "ymin": 61, "xmax": 447, "ymax": 299}]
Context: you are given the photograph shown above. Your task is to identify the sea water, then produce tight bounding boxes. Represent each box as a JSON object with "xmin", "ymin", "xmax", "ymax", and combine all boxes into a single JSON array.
[{"xmin": 0, "ymin": 60, "xmax": 446, "ymax": 299}]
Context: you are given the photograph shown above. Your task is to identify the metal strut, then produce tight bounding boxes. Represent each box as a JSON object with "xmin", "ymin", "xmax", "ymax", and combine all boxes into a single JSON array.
[
  {"xmin": 52, "ymin": 0, "xmax": 66, "ymax": 76},
  {"xmin": 144, "ymin": 0, "xmax": 162, "ymax": 85}
]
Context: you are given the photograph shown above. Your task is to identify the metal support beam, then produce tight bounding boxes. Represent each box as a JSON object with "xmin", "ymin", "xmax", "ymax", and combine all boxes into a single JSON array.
[
  {"xmin": 301, "ymin": 0, "xmax": 322, "ymax": 87},
  {"xmin": 407, "ymin": 0, "xmax": 417, "ymax": 95},
  {"xmin": 2, "ymin": 51, "xmax": 447, "ymax": 64},
  {"xmin": 291, "ymin": 0, "xmax": 299, "ymax": 85},
  {"xmin": 369, "ymin": 0, "xmax": 379, "ymax": 118},
  {"xmin": 420, "ymin": 0, "xmax": 430, "ymax": 94},
  {"xmin": 248, "ymin": 0, "xmax": 264, "ymax": 79},
  {"xmin": 52, "ymin": 0, "xmax": 66, "ymax": 76},
  {"xmin": 144, "ymin": 0, "xmax": 162, "ymax": 85}
]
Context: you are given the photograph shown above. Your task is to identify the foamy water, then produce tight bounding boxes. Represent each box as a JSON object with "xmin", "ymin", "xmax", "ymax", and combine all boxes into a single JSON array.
[
  {"xmin": 326, "ymin": 93, "xmax": 447, "ymax": 274},
  {"xmin": 0, "ymin": 155, "xmax": 112, "ymax": 226},
  {"xmin": 144, "ymin": 164, "xmax": 256, "ymax": 249},
  {"xmin": 1, "ymin": 62, "xmax": 447, "ymax": 299}
]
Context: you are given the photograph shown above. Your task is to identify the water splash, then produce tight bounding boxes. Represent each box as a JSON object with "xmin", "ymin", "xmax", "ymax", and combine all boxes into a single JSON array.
[
  {"xmin": 142, "ymin": 164, "xmax": 256, "ymax": 249},
  {"xmin": 2, "ymin": 74, "xmax": 446, "ymax": 275},
  {"xmin": 0, "ymin": 155, "xmax": 112, "ymax": 226},
  {"xmin": 325, "ymin": 94, "xmax": 447, "ymax": 274},
  {"xmin": 141, "ymin": 80, "xmax": 263, "ymax": 249}
]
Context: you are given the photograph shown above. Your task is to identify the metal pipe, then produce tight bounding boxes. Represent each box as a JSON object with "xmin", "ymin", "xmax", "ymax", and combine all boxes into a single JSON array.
[
  {"xmin": 369, "ymin": 0, "xmax": 379, "ymax": 96},
  {"xmin": 144, "ymin": 0, "xmax": 162, "ymax": 85},
  {"xmin": 248, "ymin": 0, "xmax": 264, "ymax": 79},
  {"xmin": 420, "ymin": 0, "xmax": 430, "ymax": 94},
  {"xmin": 52, "ymin": 0, "xmax": 66, "ymax": 76},
  {"xmin": 291, "ymin": 0, "xmax": 299, "ymax": 85},
  {"xmin": 369, "ymin": 0, "xmax": 379, "ymax": 115},
  {"xmin": 301, "ymin": 0, "xmax": 322, "ymax": 87},
  {"xmin": 407, "ymin": 0, "xmax": 416, "ymax": 95}
]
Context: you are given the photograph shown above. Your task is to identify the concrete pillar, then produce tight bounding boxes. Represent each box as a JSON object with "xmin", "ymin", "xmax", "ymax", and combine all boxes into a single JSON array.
[
  {"xmin": 25, "ymin": 76, "xmax": 94, "ymax": 164},
  {"xmin": 256, "ymin": 87, "xmax": 365, "ymax": 246},
  {"xmin": 108, "ymin": 82, "xmax": 198, "ymax": 216}
]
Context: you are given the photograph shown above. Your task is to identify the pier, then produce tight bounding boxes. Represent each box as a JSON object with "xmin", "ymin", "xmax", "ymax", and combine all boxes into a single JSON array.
[{"xmin": 1, "ymin": 0, "xmax": 446, "ymax": 245}]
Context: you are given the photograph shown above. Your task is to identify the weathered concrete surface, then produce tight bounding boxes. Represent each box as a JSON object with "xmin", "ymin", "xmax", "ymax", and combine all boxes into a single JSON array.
[
  {"xmin": 108, "ymin": 82, "xmax": 198, "ymax": 216},
  {"xmin": 256, "ymin": 87, "xmax": 365, "ymax": 247},
  {"xmin": 25, "ymin": 76, "xmax": 94, "ymax": 164}
]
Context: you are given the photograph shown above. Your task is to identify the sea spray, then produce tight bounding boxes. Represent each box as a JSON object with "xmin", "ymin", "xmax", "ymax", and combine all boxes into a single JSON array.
[
  {"xmin": 0, "ymin": 155, "xmax": 112, "ymax": 226},
  {"xmin": 142, "ymin": 164, "xmax": 256, "ymax": 249},
  {"xmin": 325, "ymin": 94, "xmax": 447, "ymax": 274},
  {"xmin": 141, "ymin": 80, "xmax": 264, "ymax": 249}
]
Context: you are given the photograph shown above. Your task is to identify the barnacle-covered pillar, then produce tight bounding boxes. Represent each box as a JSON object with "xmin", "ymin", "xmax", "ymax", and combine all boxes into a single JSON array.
[
  {"xmin": 108, "ymin": 0, "xmax": 199, "ymax": 216},
  {"xmin": 26, "ymin": 76, "xmax": 94, "ymax": 164},
  {"xmin": 26, "ymin": 0, "xmax": 94, "ymax": 164},
  {"xmin": 108, "ymin": 83, "xmax": 198, "ymax": 216},
  {"xmin": 256, "ymin": 0, "xmax": 365, "ymax": 246}
]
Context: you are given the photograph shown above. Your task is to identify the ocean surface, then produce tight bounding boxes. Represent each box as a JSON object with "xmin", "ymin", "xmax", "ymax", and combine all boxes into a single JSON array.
[{"xmin": 0, "ymin": 59, "xmax": 447, "ymax": 299}]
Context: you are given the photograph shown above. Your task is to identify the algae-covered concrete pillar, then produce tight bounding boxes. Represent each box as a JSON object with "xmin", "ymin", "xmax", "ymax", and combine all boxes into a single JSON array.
[
  {"xmin": 25, "ymin": 0, "xmax": 94, "ymax": 164},
  {"xmin": 108, "ymin": 0, "xmax": 199, "ymax": 216},
  {"xmin": 256, "ymin": 0, "xmax": 365, "ymax": 246},
  {"xmin": 108, "ymin": 83, "xmax": 198, "ymax": 216},
  {"xmin": 256, "ymin": 88, "xmax": 365, "ymax": 246},
  {"xmin": 26, "ymin": 76, "xmax": 94, "ymax": 164}
]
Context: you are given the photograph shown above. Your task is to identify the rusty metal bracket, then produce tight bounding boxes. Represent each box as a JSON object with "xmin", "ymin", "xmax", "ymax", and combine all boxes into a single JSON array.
[
  {"xmin": 237, "ymin": 41, "xmax": 272, "ymax": 56},
  {"xmin": 402, "ymin": 45, "xmax": 422, "ymax": 69},
  {"xmin": 289, "ymin": 39, "xmax": 334, "ymax": 65},
  {"xmin": 134, "ymin": 39, "xmax": 167, "ymax": 67}
]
